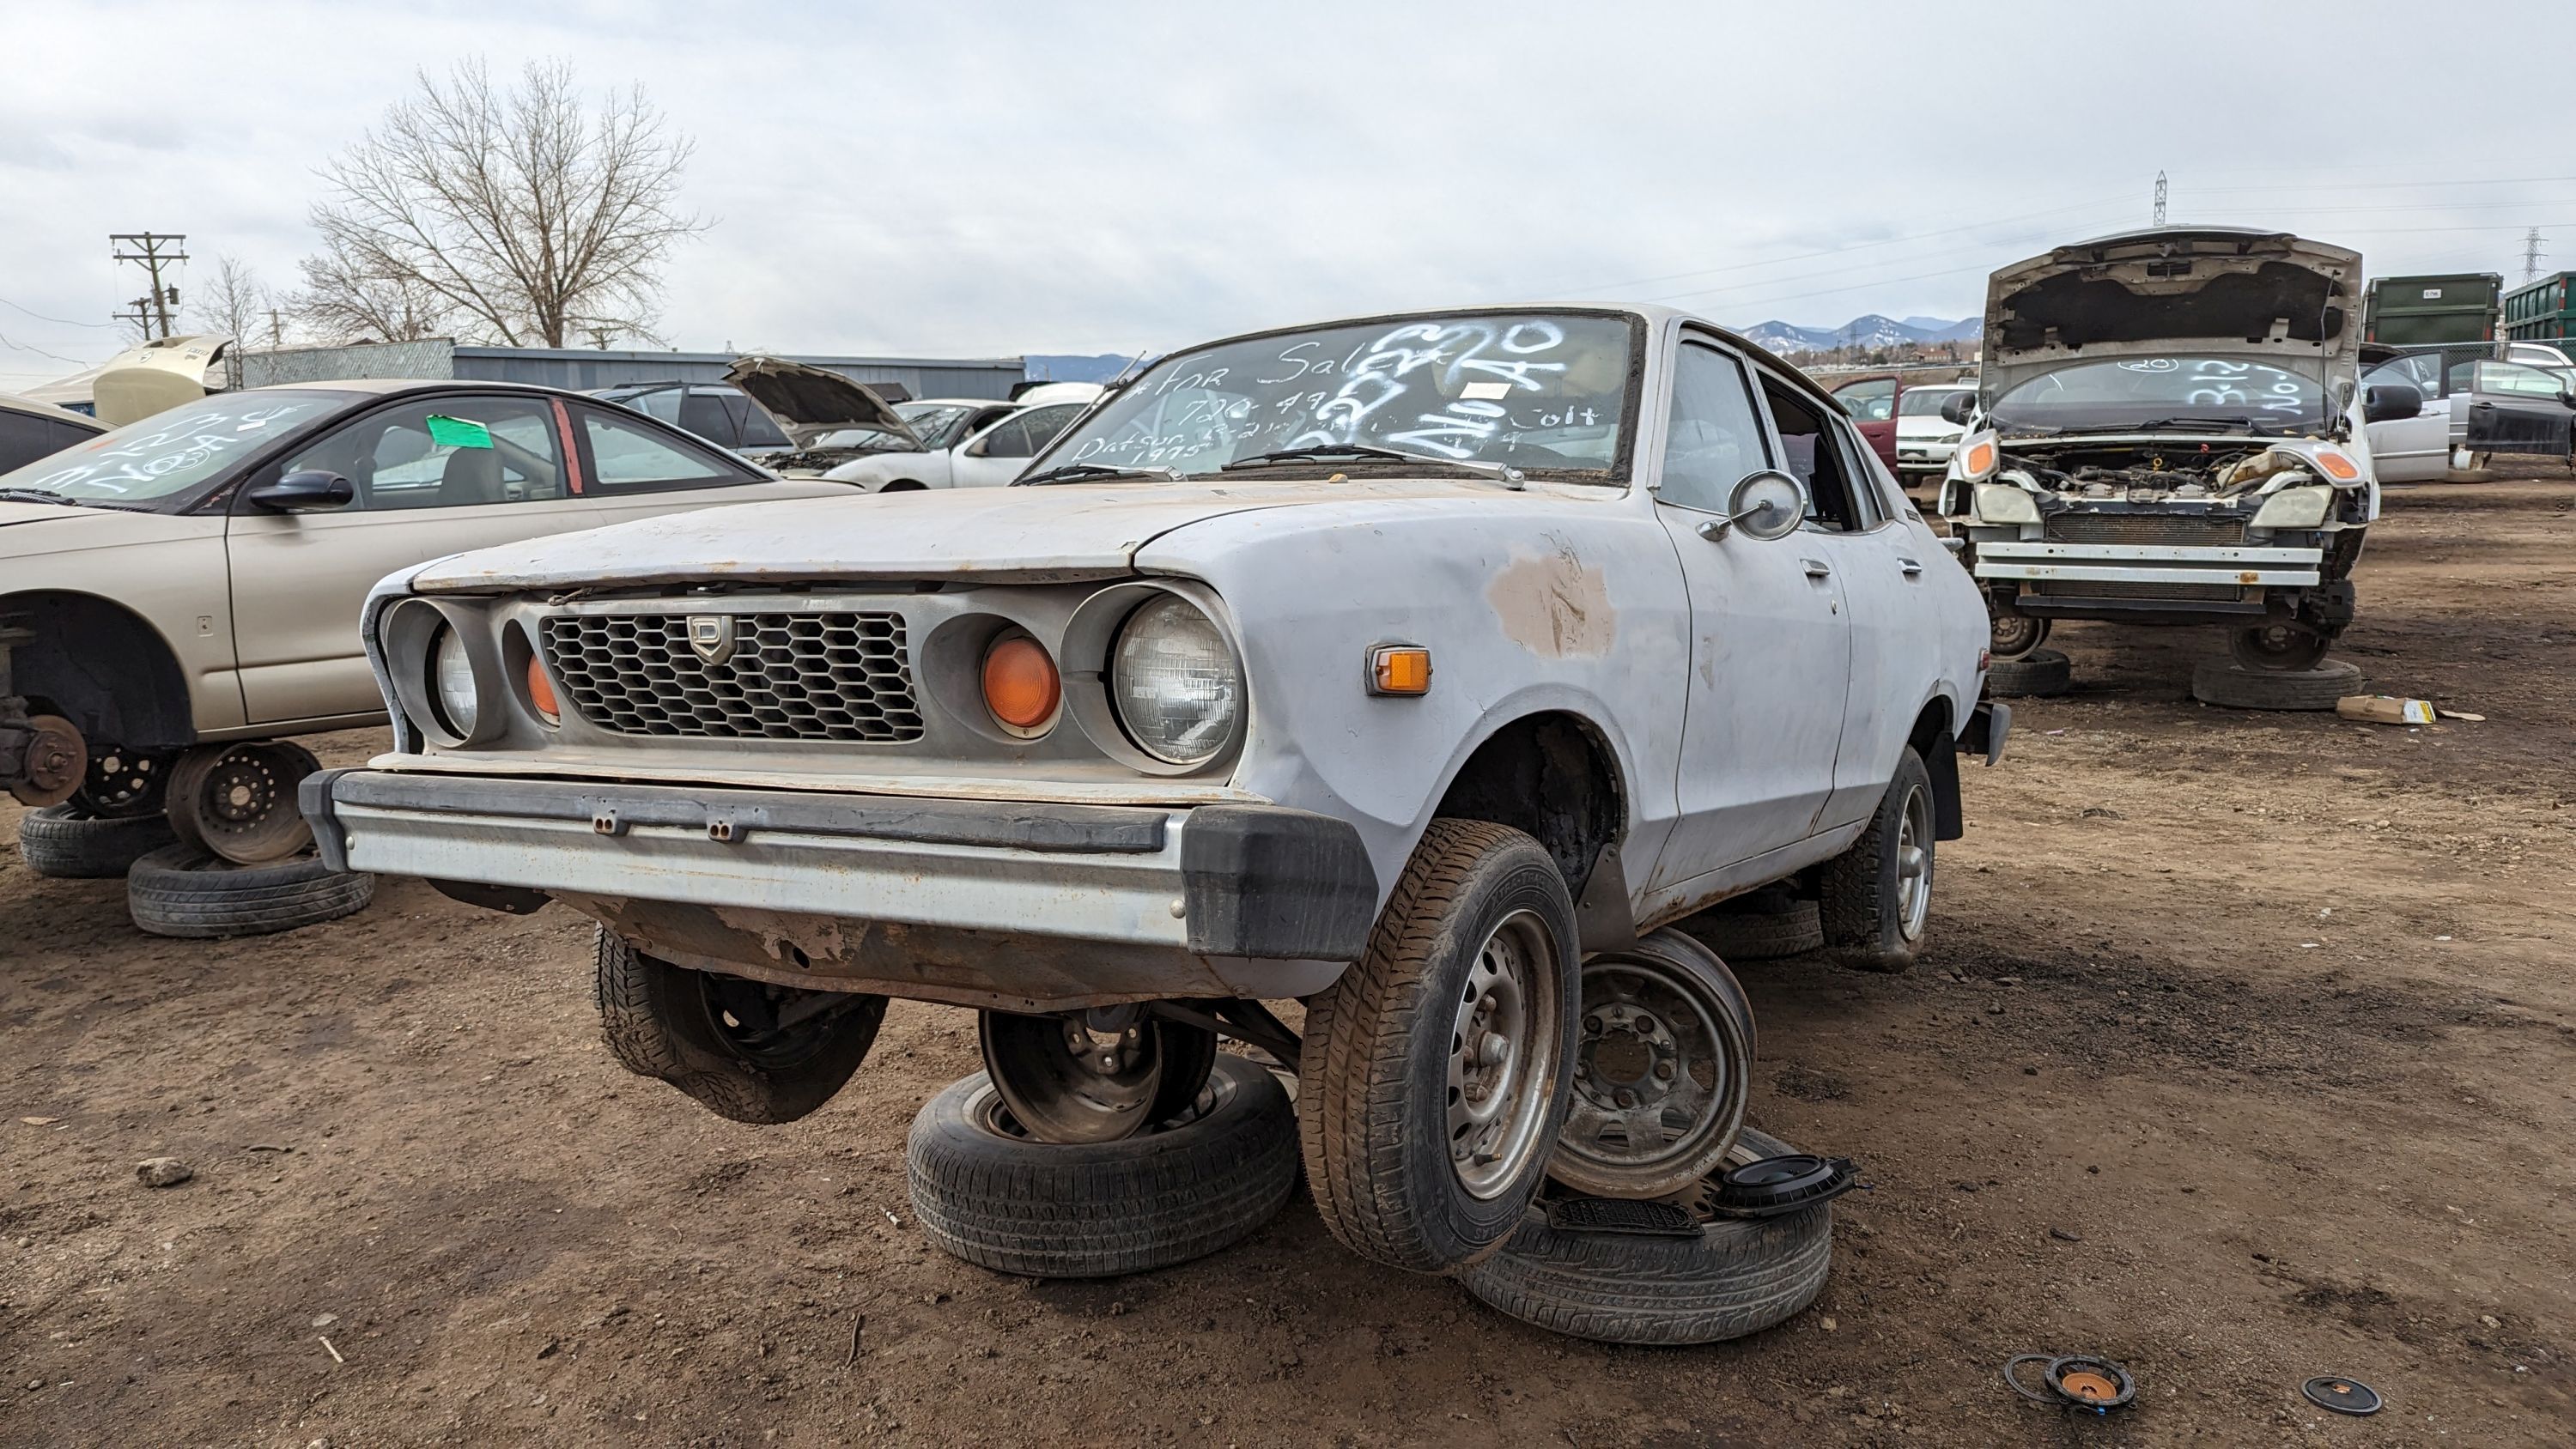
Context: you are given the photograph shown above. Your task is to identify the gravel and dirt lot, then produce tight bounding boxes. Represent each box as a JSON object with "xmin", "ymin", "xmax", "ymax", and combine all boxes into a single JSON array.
[{"xmin": 5, "ymin": 480, "xmax": 2572, "ymax": 1447}]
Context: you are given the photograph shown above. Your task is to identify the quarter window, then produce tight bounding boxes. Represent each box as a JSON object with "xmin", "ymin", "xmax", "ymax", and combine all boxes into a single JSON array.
[
  {"xmin": 1656, "ymin": 343, "xmax": 1771, "ymax": 513},
  {"xmin": 579, "ymin": 406, "xmax": 760, "ymax": 492}
]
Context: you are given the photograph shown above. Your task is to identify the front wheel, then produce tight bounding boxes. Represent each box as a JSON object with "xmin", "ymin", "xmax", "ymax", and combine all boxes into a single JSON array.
[
  {"xmin": 1818, "ymin": 749, "xmax": 1935, "ymax": 973},
  {"xmin": 1299, "ymin": 818, "xmax": 1581, "ymax": 1273}
]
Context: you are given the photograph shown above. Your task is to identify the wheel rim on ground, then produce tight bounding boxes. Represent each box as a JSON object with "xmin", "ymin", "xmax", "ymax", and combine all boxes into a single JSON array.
[
  {"xmin": 1989, "ymin": 609, "xmax": 2048, "ymax": 659},
  {"xmin": 167, "ymin": 741, "xmax": 321, "ymax": 864},
  {"xmin": 2232, "ymin": 622, "xmax": 2329, "ymax": 671},
  {"xmin": 980, "ymin": 1010, "xmax": 1200, "ymax": 1144},
  {"xmin": 1449, "ymin": 907, "xmax": 1564, "ymax": 1200},
  {"xmin": 1896, "ymin": 781, "xmax": 1934, "ymax": 942},
  {"xmin": 78, "ymin": 747, "xmax": 173, "ymax": 818},
  {"xmin": 1557, "ymin": 950, "xmax": 1747, "ymax": 1197}
]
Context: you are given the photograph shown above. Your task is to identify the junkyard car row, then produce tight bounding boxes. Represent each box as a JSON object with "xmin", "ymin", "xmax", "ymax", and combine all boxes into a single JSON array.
[{"xmin": 15, "ymin": 225, "xmax": 2536, "ymax": 1349}]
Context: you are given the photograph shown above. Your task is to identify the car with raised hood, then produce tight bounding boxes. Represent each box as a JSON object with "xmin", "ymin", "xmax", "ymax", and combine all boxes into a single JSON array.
[
  {"xmin": 1938, "ymin": 227, "xmax": 2464, "ymax": 672},
  {"xmin": 0, "ymin": 379, "xmax": 862, "ymax": 886},
  {"xmin": 723, "ymin": 355, "xmax": 1102, "ymax": 488},
  {"xmin": 304, "ymin": 305, "xmax": 2004, "ymax": 1276}
]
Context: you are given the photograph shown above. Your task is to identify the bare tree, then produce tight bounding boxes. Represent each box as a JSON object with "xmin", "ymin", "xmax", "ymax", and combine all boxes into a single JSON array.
[
  {"xmin": 290, "ymin": 234, "xmax": 456, "ymax": 343},
  {"xmin": 301, "ymin": 58, "xmax": 702, "ymax": 348}
]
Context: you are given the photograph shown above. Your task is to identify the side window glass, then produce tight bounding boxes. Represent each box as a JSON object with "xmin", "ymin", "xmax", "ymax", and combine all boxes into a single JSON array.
[
  {"xmin": 1656, "ymin": 343, "xmax": 1771, "ymax": 513},
  {"xmin": 1018, "ymin": 404, "xmax": 1084, "ymax": 454},
  {"xmin": 1836, "ymin": 378, "xmax": 1896, "ymax": 422},
  {"xmin": 283, "ymin": 397, "xmax": 565, "ymax": 510},
  {"xmin": 975, "ymin": 415, "xmax": 1039, "ymax": 459},
  {"xmin": 677, "ymin": 391, "xmax": 738, "ymax": 446},
  {"xmin": 579, "ymin": 407, "xmax": 756, "ymax": 492},
  {"xmin": 1758, "ymin": 379, "xmax": 1868, "ymax": 532},
  {"xmin": 732, "ymin": 394, "xmax": 789, "ymax": 447},
  {"xmin": 627, "ymin": 389, "xmax": 685, "ymax": 426},
  {"xmin": 1830, "ymin": 421, "xmax": 1887, "ymax": 527}
]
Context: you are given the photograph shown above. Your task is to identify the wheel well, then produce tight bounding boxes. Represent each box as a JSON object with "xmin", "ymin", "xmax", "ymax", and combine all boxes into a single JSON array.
[
  {"xmin": 0, "ymin": 591, "xmax": 195, "ymax": 751},
  {"xmin": 878, "ymin": 479, "xmax": 926, "ymax": 492},
  {"xmin": 1432, "ymin": 712, "xmax": 1623, "ymax": 892},
  {"xmin": 1909, "ymin": 696, "xmax": 1963, "ymax": 841}
]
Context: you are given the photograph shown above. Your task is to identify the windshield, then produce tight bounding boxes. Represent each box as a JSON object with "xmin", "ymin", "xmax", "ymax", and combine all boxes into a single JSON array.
[
  {"xmin": 817, "ymin": 401, "xmax": 977, "ymax": 453},
  {"xmin": 1990, "ymin": 357, "xmax": 2325, "ymax": 433},
  {"xmin": 0, "ymin": 391, "xmax": 346, "ymax": 504},
  {"xmin": 1898, "ymin": 387, "xmax": 1969, "ymax": 417},
  {"xmin": 1035, "ymin": 312, "xmax": 1638, "ymax": 480}
]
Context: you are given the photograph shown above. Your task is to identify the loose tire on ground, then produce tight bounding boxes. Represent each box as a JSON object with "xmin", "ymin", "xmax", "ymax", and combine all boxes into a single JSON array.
[
  {"xmin": 908, "ymin": 1056, "xmax": 1299, "ymax": 1278},
  {"xmin": 1985, "ymin": 647, "xmax": 2070, "ymax": 698},
  {"xmin": 126, "ymin": 845, "xmax": 374, "ymax": 939},
  {"xmin": 593, "ymin": 928, "xmax": 887, "ymax": 1125},
  {"xmin": 1299, "ymin": 818, "xmax": 1583, "ymax": 1274},
  {"xmin": 2190, "ymin": 657, "xmax": 2363, "ymax": 711},
  {"xmin": 1818, "ymin": 748, "xmax": 1935, "ymax": 973},
  {"xmin": 1680, "ymin": 895, "xmax": 1823, "ymax": 961},
  {"xmin": 17, "ymin": 803, "xmax": 176, "ymax": 878},
  {"xmin": 1459, "ymin": 1127, "xmax": 1834, "ymax": 1345}
]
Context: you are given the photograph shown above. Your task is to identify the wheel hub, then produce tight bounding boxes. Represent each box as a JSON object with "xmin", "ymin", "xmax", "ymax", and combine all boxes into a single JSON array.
[
  {"xmin": 8, "ymin": 714, "xmax": 85, "ymax": 807},
  {"xmin": 167, "ymin": 741, "xmax": 320, "ymax": 864},
  {"xmin": 1559, "ymin": 956, "xmax": 1735, "ymax": 1191}
]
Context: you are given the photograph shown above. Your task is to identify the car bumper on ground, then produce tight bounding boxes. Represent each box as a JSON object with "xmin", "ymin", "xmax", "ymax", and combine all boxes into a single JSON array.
[{"xmin": 301, "ymin": 769, "xmax": 1378, "ymax": 1011}]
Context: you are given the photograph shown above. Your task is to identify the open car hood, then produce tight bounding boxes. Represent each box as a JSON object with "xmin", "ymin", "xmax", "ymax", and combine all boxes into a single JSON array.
[
  {"xmin": 722, "ymin": 356, "xmax": 918, "ymax": 451},
  {"xmin": 1982, "ymin": 227, "xmax": 2362, "ymax": 402}
]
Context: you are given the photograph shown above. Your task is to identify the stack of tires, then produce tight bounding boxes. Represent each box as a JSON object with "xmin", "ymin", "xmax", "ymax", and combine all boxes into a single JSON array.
[{"xmin": 14, "ymin": 742, "xmax": 373, "ymax": 940}]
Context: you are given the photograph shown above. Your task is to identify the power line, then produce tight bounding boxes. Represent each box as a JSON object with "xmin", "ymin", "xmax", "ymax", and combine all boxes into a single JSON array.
[
  {"xmin": 0, "ymin": 330, "xmax": 100, "ymax": 367},
  {"xmin": 0, "ymin": 295, "xmax": 116, "ymax": 330}
]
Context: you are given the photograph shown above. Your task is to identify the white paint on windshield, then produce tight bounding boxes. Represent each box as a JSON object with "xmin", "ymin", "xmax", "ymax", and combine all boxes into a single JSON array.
[{"xmin": 0, "ymin": 393, "xmax": 343, "ymax": 501}]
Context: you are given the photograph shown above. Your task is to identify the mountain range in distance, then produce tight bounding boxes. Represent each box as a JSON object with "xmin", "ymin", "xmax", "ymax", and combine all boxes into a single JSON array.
[{"xmin": 1735, "ymin": 314, "xmax": 1984, "ymax": 355}]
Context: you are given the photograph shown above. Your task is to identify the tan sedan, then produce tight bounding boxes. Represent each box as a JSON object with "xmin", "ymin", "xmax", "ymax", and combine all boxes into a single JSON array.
[{"xmin": 2, "ymin": 379, "xmax": 861, "ymax": 867}]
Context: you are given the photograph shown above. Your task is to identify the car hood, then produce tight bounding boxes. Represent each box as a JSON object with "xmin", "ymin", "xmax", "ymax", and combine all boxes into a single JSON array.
[
  {"xmin": 0, "ymin": 501, "xmax": 212, "ymax": 561},
  {"xmin": 722, "ymin": 356, "xmax": 918, "ymax": 451},
  {"xmin": 1895, "ymin": 416, "xmax": 1963, "ymax": 440},
  {"xmin": 406, "ymin": 478, "xmax": 1518, "ymax": 592},
  {"xmin": 1982, "ymin": 227, "xmax": 2363, "ymax": 402}
]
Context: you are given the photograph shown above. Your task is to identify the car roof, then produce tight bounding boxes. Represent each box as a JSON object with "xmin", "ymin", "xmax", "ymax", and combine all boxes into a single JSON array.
[
  {"xmin": 248, "ymin": 378, "xmax": 583, "ymax": 399},
  {"xmin": 0, "ymin": 391, "xmax": 108, "ymax": 428}
]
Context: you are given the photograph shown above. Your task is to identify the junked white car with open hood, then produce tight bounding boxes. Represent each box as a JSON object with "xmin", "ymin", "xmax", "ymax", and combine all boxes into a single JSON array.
[
  {"xmin": 1939, "ymin": 227, "xmax": 2438, "ymax": 672},
  {"xmin": 305, "ymin": 306, "xmax": 2002, "ymax": 1278}
]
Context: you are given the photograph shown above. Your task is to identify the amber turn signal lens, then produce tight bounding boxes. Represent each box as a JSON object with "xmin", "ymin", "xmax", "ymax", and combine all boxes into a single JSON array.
[
  {"xmin": 1369, "ymin": 646, "xmax": 1432, "ymax": 695},
  {"xmin": 526, "ymin": 654, "xmax": 560, "ymax": 725},
  {"xmin": 2314, "ymin": 449, "xmax": 2360, "ymax": 481},
  {"xmin": 1961, "ymin": 439, "xmax": 1998, "ymax": 477},
  {"xmin": 982, "ymin": 636, "xmax": 1060, "ymax": 731}
]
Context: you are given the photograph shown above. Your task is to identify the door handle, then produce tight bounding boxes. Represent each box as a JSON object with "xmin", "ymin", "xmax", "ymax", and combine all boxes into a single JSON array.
[
  {"xmin": 1899, "ymin": 556, "xmax": 1924, "ymax": 576},
  {"xmin": 1801, "ymin": 558, "xmax": 1832, "ymax": 579}
]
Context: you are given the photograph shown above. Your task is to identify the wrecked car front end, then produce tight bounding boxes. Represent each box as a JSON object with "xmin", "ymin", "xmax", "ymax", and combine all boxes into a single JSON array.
[{"xmin": 1940, "ymin": 228, "xmax": 2379, "ymax": 666}]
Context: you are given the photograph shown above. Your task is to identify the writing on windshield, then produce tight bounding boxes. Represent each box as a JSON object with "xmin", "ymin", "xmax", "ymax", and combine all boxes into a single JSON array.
[
  {"xmin": 2, "ymin": 393, "xmax": 342, "ymax": 501},
  {"xmin": 1046, "ymin": 313, "xmax": 1635, "ymax": 478},
  {"xmin": 1991, "ymin": 357, "xmax": 2324, "ymax": 433}
]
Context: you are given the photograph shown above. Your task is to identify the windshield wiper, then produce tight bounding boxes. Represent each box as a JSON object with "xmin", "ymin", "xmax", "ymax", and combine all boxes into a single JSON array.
[
  {"xmin": 1017, "ymin": 462, "xmax": 1185, "ymax": 486},
  {"xmin": 0, "ymin": 488, "xmax": 81, "ymax": 506},
  {"xmin": 1221, "ymin": 444, "xmax": 1525, "ymax": 488},
  {"xmin": 2058, "ymin": 416, "xmax": 2287, "ymax": 436}
]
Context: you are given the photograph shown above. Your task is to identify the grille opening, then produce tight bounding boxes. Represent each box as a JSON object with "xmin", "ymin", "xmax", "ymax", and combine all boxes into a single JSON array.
[
  {"xmin": 2044, "ymin": 512, "xmax": 2248, "ymax": 547},
  {"xmin": 540, "ymin": 612, "xmax": 923, "ymax": 743}
]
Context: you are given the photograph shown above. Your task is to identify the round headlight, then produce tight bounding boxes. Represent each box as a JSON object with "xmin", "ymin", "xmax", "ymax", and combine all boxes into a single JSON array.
[
  {"xmin": 1109, "ymin": 596, "xmax": 1240, "ymax": 765},
  {"xmin": 433, "ymin": 627, "xmax": 480, "ymax": 737}
]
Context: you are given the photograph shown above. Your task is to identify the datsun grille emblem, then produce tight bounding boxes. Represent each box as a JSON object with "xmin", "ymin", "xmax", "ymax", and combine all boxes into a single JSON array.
[{"xmin": 686, "ymin": 615, "xmax": 738, "ymax": 666}]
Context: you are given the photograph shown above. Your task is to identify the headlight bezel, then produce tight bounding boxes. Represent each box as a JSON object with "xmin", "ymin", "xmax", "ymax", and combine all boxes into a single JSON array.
[
  {"xmin": 2251, "ymin": 483, "xmax": 2334, "ymax": 530},
  {"xmin": 380, "ymin": 596, "xmax": 509, "ymax": 750},
  {"xmin": 1056, "ymin": 581, "xmax": 1247, "ymax": 776}
]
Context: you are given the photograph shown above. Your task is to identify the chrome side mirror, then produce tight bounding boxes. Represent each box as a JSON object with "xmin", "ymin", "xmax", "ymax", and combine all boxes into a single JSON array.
[{"xmin": 1697, "ymin": 470, "xmax": 1805, "ymax": 543}]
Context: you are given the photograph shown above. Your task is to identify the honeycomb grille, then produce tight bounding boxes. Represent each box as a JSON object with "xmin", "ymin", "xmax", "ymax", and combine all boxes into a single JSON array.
[
  {"xmin": 2044, "ymin": 512, "xmax": 2246, "ymax": 546},
  {"xmin": 541, "ymin": 612, "xmax": 921, "ymax": 742}
]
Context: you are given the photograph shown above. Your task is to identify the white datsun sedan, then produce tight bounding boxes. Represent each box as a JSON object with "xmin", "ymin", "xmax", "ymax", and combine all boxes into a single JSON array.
[{"xmin": 304, "ymin": 306, "xmax": 2002, "ymax": 1274}]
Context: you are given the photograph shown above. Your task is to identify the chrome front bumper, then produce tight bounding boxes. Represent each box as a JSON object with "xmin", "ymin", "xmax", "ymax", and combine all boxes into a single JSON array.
[
  {"xmin": 1970, "ymin": 540, "xmax": 2324, "ymax": 588},
  {"xmin": 301, "ymin": 769, "xmax": 1377, "ymax": 1011}
]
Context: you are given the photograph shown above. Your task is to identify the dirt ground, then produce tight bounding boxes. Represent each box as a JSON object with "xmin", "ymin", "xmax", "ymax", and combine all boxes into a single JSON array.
[{"xmin": 5, "ymin": 479, "xmax": 2572, "ymax": 1447}]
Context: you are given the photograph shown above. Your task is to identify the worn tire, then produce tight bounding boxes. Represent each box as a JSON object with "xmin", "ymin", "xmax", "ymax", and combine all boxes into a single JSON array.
[
  {"xmin": 17, "ymin": 803, "xmax": 177, "ymax": 878},
  {"xmin": 908, "ymin": 1056, "xmax": 1299, "ymax": 1278},
  {"xmin": 1818, "ymin": 749, "xmax": 1935, "ymax": 973},
  {"xmin": 126, "ymin": 845, "xmax": 374, "ymax": 939},
  {"xmin": 1300, "ymin": 819, "xmax": 1583, "ymax": 1274},
  {"xmin": 2190, "ymin": 657, "xmax": 2362, "ymax": 712},
  {"xmin": 1681, "ymin": 896, "xmax": 1824, "ymax": 961},
  {"xmin": 1985, "ymin": 647, "xmax": 2070, "ymax": 698},
  {"xmin": 593, "ymin": 928, "xmax": 887, "ymax": 1125},
  {"xmin": 1460, "ymin": 1130, "xmax": 1834, "ymax": 1345}
]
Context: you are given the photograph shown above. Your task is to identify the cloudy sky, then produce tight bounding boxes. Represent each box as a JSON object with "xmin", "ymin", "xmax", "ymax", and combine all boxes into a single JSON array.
[{"xmin": 2, "ymin": 0, "xmax": 2567, "ymax": 385}]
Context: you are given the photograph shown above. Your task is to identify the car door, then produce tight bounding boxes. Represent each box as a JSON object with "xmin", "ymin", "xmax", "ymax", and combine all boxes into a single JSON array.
[
  {"xmin": 569, "ymin": 402, "xmax": 848, "ymax": 532},
  {"xmin": 225, "ymin": 393, "xmax": 594, "ymax": 724},
  {"xmin": 947, "ymin": 403, "xmax": 1087, "ymax": 488},
  {"xmin": 1645, "ymin": 339, "xmax": 1851, "ymax": 893},
  {"xmin": 2360, "ymin": 353, "xmax": 2451, "ymax": 482},
  {"xmin": 1761, "ymin": 380, "xmax": 1926, "ymax": 830},
  {"xmin": 1830, "ymin": 376, "xmax": 1900, "ymax": 471},
  {"xmin": 2454, "ymin": 360, "xmax": 2576, "ymax": 456}
]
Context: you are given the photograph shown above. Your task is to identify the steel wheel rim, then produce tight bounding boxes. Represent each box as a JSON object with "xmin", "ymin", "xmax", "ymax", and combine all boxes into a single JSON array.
[
  {"xmin": 1559, "ymin": 955, "xmax": 1743, "ymax": 1186},
  {"xmin": 1896, "ymin": 783, "xmax": 1933, "ymax": 941},
  {"xmin": 981, "ymin": 1012, "xmax": 1170, "ymax": 1144},
  {"xmin": 1447, "ymin": 908, "xmax": 1561, "ymax": 1200},
  {"xmin": 1990, "ymin": 609, "xmax": 2044, "ymax": 657},
  {"xmin": 170, "ymin": 742, "xmax": 319, "ymax": 864}
]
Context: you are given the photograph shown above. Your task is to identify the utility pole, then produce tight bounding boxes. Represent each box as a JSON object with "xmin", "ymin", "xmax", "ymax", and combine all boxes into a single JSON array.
[
  {"xmin": 2154, "ymin": 172, "xmax": 2168, "ymax": 227},
  {"xmin": 2523, "ymin": 227, "xmax": 2545, "ymax": 283},
  {"xmin": 109, "ymin": 232, "xmax": 188, "ymax": 339}
]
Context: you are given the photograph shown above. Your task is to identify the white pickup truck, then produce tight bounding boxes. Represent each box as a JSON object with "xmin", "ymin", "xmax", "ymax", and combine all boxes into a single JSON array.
[{"xmin": 304, "ymin": 305, "xmax": 2002, "ymax": 1278}]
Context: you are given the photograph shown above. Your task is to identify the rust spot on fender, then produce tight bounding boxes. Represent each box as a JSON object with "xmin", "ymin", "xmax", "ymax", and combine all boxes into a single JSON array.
[{"xmin": 1488, "ymin": 534, "xmax": 1615, "ymax": 658}]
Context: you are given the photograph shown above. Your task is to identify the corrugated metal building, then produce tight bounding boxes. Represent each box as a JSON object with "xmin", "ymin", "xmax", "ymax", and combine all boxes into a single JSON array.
[{"xmin": 241, "ymin": 340, "xmax": 1024, "ymax": 399}]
